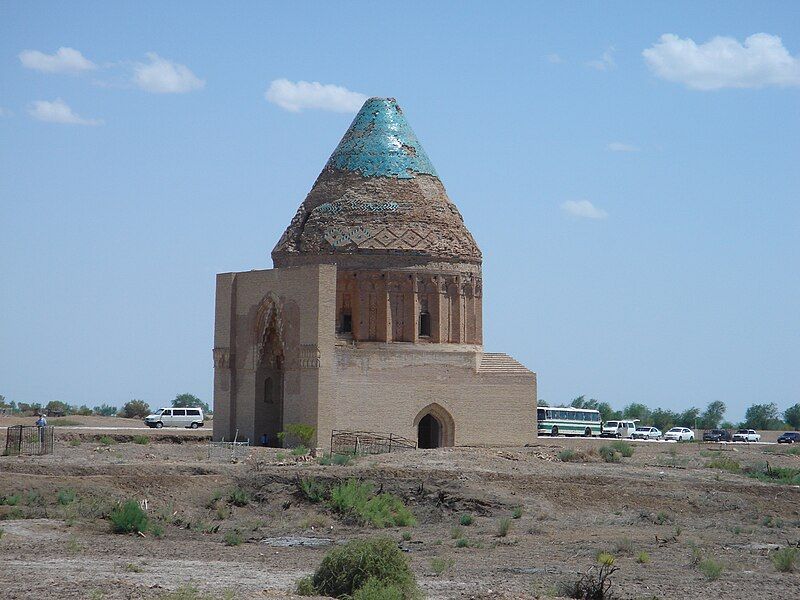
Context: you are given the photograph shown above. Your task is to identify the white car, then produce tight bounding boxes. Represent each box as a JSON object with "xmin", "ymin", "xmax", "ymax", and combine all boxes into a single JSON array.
[
  {"xmin": 144, "ymin": 407, "xmax": 205, "ymax": 429},
  {"xmin": 732, "ymin": 429, "xmax": 761, "ymax": 442},
  {"xmin": 664, "ymin": 427, "xmax": 695, "ymax": 442},
  {"xmin": 601, "ymin": 420, "xmax": 639, "ymax": 438},
  {"xmin": 631, "ymin": 426, "xmax": 662, "ymax": 440}
]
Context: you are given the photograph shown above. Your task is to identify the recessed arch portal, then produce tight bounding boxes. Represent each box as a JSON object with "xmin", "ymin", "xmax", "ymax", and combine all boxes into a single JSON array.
[{"xmin": 413, "ymin": 403, "xmax": 455, "ymax": 449}]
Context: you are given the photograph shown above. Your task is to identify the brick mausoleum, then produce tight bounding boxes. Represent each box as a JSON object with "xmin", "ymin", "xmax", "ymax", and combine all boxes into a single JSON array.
[{"xmin": 212, "ymin": 97, "xmax": 536, "ymax": 449}]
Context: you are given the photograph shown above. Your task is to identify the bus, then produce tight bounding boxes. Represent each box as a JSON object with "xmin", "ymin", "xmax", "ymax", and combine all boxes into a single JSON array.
[{"xmin": 537, "ymin": 406, "xmax": 601, "ymax": 437}]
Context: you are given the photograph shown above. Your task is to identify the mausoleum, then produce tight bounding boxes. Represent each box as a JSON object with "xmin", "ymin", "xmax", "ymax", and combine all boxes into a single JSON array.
[{"xmin": 213, "ymin": 97, "xmax": 536, "ymax": 448}]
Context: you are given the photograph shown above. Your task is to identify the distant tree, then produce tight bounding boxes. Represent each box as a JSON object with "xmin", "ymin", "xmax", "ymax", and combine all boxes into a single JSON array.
[
  {"xmin": 744, "ymin": 403, "xmax": 780, "ymax": 430},
  {"xmin": 623, "ymin": 403, "xmax": 650, "ymax": 422},
  {"xmin": 172, "ymin": 393, "xmax": 210, "ymax": 413},
  {"xmin": 719, "ymin": 420, "xmax": 735, "ymax": 430},
  {"xmin": 74, "ymin": 405, "xmax": 94, "ymax": 416},
  {"xmin": 677, "ymin": 407, "xmax": 700, "ymax": 428},
  {"xmin": 0, "ymin": 394, "xmax": 6, "ymax": 407},
  {"xmin": 93, "ymin": 404, "xmax": 118, "ymax": 417},
  {"xmin": 596, "ymin": 402, "xmax": 616, "ymax": 423},
  {"xmin": 120, "ymin": 400, "xmax": 150, "ymax": 419},
  {"xmin": 650, "ymin": 409, "xmax": 678, "ymax": 432},
  {"xmin": 45, "ymin": 400, "xmax": 70, "ymax": 415},
  {"xmin": 784, "ymin": 404, "xmax": 800, "ymax": 430},
  {"xmin": 538, "ymin": 399, "xmax": 549, "ymax": 407},
  {"xmin": 700, "ymin": 401, "xmax": 726, "ymax": 429}
]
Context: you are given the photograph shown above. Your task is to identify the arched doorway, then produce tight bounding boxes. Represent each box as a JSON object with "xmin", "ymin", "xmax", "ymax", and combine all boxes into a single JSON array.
[
  {"xmin": 413, "ymin": 403, "xmax": 455, "ymax": 449},
  {"xmin": 418, "ymin": 414, "xmax": 441, "ymax": 449},
  {"xmin": 254, "ymin": 294, "xmax": 285, "ymax": 447}
]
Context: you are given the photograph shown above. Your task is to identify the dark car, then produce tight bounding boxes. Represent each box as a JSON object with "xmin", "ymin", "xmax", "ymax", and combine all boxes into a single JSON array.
[
  {"xmin": 702, "ymin": 429, "xmax": 732, "ymax": 442},
  {"xmin": 777, "ymin": 432, "xmax": 800, "ymax": 444}
]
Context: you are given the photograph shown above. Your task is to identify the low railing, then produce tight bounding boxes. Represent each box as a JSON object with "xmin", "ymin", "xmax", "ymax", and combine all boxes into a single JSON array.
[
  {"xmin": 4, "ymin": 425, "xmax": 55, "ymax": 456},
  {"xmin": 330, "ymin": 430, "xmax": 417, "ymax": 456}
]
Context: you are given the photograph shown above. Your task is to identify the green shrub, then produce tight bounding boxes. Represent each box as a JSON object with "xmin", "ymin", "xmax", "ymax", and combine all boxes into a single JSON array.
[
  {"xmin": 69, "ymin": 439, "xmax": 82, "ymax": 447},
  {"xmin": 745, "ymin": 463, "xmax": 800, "ymax": 486},
  {"xmin": 109, "ymin": 500, "xmax": 149, "ymax": 534},
  {"xmin": 319, "ymin": 452, "xmax": 353, "ymax": 466},
  {"xmin": 459, "ymin": 514, "xmax": 474, "ymax": 526},
  {"xmin": 132, "ymin": 435, "xmax": 149, "ymax": 445},
  {"xmin": 224, "ymin": 529, "xmax": 243, "ymax": 546},
  {"xmin": 429, "ymin": 556, "xmax": 454, "ymax": 576},
  {"xmin": 698, "ymin": 558, "xmax": 724, "ymax": 580},
  {"xmin": 455, "ymin": 537, "xmax": 469, "ymax": 548},
  {"xmin": 99, "ymin": 435, "xmax": 115, "ymax": 446},
  {"xmin": 57, "ymin": 489, "xmax": 77, "ymax": 505},
  {"xmin": 278, "ymin": 423, "xmax": 316, "ymax": 447},
  {"xmin": 706, "ymin": 457, "xmax": 741, "ymax": 472},
  {"xmin": 1, "ymin": 493, "xmax": 21, "ymax": 506},
  {"xmin": 497, "ymin": 517, "xmax": 511, "ymax": 537},
  {"xmin": 511, "ymin": 506, "xmax": 523, "ymax": 519},
  {"xmin": 596, "ymin": 552, "xmax": 615, "ymax": 566},
  {"xmin": 451, "ymin": 525, "xmax": 464, "ymax": 539},
  {"xmin": 228, "ymin": 488, "xmax": 250, "ymax": 507},
  {"xmin": 297, "ymin": 477, "xmax": 327, "ymax": 503},
  {"xmin": 599, "ymin": 446, "xmax": 621, "ymax": 463},
  {"xmin": 609, "ymin": 440, "xmax": 634, "ymax": 457},
  {"xmin": 771, "ymin": 547, "xmax": 798, "ymax": 573},
  {"xmin": 636, "ymin": 551, "xmax": 650, "ymax": 564},
  {"xmin": 302, "ymin": 537, "xmax": 419, "ymax": 599},
  {"xmin": 401, "ymin": 531, "xmax": 412, "ymax": 541},
  {"xmin": 291, "ymin": 445, "xmax": 310, "ymax": 456},
  {"xmin": 614, "ymin": 537, "xmax": 634, "ymax": 555},
  {"xmin": 558, "ymin": 449, "xmax": 577, "ymax": 462},
  {"xmin": 329, "ymin": 480, "xmax": 415, "ymax": 528}
]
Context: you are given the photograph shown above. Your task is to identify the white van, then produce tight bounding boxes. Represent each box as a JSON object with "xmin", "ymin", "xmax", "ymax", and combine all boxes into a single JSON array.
[
  {"xmin": 600, "ymin": 420, "xmax": 638, "ymax": 438},
  {"xmin": 144, "ymin": 407, "xmax": 204, "ymax": 429}
]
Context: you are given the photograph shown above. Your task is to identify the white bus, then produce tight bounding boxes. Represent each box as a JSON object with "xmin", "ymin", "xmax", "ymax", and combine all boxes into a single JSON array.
[{"xmin": 537, "ymin": 406, "xmax": 601, "ymax": 437}]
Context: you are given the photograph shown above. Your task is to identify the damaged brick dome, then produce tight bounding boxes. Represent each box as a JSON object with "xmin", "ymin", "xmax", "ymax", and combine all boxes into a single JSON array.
[{"xmin": 272, "ymin": 97, "xmax": 482, "ymax": 269}]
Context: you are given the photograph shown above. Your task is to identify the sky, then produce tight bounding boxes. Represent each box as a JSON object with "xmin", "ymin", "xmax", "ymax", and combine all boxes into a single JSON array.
[{"xmin": 1, "ymin": 1, "xmax": 799, "ymax": 422}]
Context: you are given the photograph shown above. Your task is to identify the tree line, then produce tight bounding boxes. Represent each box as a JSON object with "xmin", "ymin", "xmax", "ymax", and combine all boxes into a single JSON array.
[
  {"xmin": 539, "ymin": 396, "xmax": 800, "ymax": 431},
  {"xmin": 0, "ymin": 393, "xmax": 211, "ymax": 419}
]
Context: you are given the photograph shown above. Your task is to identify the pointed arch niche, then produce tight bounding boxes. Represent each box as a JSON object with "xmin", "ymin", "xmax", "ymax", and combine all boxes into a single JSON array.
[{"xmin": 413, "ymin": 403, "xmax": 455, "ymax": 449}]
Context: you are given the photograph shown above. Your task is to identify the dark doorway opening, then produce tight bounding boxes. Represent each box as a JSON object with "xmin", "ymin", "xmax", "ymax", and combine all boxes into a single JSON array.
[{"xmin": 418, "ymin": 414, "xmax": 441, "ymax": 449}]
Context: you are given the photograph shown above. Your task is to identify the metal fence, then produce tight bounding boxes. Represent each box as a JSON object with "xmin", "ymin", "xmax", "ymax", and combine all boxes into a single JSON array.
[
  {"xmin": 4, "ymin": 425, "xmax": 55, "ymax": 456},
  {"xmin": 330, "ymin": 430, "xmax": 417, "ymax": 456},
  {"xmin": 208, "ymin": 440, "xmax": 251, "ymax": 462}
]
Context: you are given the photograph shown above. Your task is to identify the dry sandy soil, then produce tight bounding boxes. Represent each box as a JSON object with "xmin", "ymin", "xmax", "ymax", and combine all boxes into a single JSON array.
[{"xmin": 1, "ymin": 430, "xmax": 799, "ymax": 600}]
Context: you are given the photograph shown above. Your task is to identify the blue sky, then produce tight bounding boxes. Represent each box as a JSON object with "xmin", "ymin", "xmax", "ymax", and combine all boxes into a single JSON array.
[{"xmin": 1, "ymin": 2, "xmax": 799, "ymax": 422}]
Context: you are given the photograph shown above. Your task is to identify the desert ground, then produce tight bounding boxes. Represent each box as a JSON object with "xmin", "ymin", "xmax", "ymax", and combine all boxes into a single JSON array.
[{"xmin": 1, "ymin": 422, "xmax": 799, "ymax": 600}]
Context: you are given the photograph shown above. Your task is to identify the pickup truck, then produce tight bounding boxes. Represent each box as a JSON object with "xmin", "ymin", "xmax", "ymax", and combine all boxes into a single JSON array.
[{"xmin": 732, "ymin": 429, "xmax": 761, "ymax": 442}]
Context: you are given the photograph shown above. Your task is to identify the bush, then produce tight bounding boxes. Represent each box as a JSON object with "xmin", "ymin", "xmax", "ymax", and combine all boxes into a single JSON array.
[
  {"xmin": 609, "ymin": 440, "xmax": 634, "ymax": 457},
  {"xmin": 99, "ymin": 435, "xmax": 116, "ymax": 446},
  {"xmin": 69, "ymin": 439, "xmax": 81, "ymax": 447},
  {"xmin": 297, "ymin": 477, "xmax": 327, "ymax": 503},
  {"xmin": 558, "ymin": 449, "xmax": 577, "ymax": 462},
  {"xmin": 119, "ymin": 400, "xmax": 150, "ymax": 419},
  {"xmin": 57, "ymin": 489, "xmax": 77, "ymax": 505},
  {"xmin": 497, "ymin": 517, "xmax": 511, "ymax": 537},
  {"xmin": 429, "ymin": 556, "xmax": 454, "ymax": 576},
  {"xmin": 291, "ymin": 445, "xmax": 310, "ymax": 456},
  {"xmin": 279, "ymin": 423, "xmax": 316, "ymax": 447},
  {"xmin": 698, "ymin": 558, "xmax": 724, "ymax": 580},
  {"xmin": 109, "ymin": 500, "xmax": 149, "ymax": 534},
  {"xmin": 745, "ymin": 463, "xmax": 800, "ymax": 486},
  {"xmin": 459, "ymin": 514, "xmax": 474, "ymax": 526},
  {"xmin": 636, "ymin": 551, "xmax": 650, "ymax": 564},
  {"xmin": 511, "ymin": 506, "xmax": 523, "ymax": 519},
  {"xmin": 771, "ymin": 547, "xmax": 798, "ymax": 573},
  {"xmin": 319, "ymin": 452, "xmax": 353, "ymax": 466},
  {"xmin": 706, "ymin": 457, "xmax": 741, "ymax": 473},
  {"xmin": 224, "ymin": 529, "xmax": 243, "ymax": 546},
  {"xmin": 0, "ymin": 494, "xmax": 21, "ymax": 506},
  {"xmin": 228, "ymin": 488, "xmax": 250, "ymax": 507},
  {"xmin": 132, "ymin": 435, "xmax": 149, "ymax": 445},
  {"xmin": 301, "ymin": 537, "xmax": 419, "ymax": 599},
  {"xmin": 599, "ymin": 446, "xmax": 621, "ymax": 463},
  {"xmin": 329, "ymin": 480, "xmax": 415, "ymax": 528},
  {"xmin": 560, "ymin": 561, "xmax": 618, "ymax": 599}
]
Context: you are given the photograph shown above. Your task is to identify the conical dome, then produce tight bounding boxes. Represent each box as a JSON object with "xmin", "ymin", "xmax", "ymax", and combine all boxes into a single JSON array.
[{"xmin": 272, "ymin": 98, "xmax": 481, "ymax": 268}]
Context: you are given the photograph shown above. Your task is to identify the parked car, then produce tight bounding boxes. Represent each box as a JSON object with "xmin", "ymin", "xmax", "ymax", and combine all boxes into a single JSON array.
[
  {"xmin": 631, "ymin": 426, "xmax": 662, "ymax": 440},
  {"xmin": 732, "ymin": 429, "xmax": 761, "ymax": 442},
  {"xmin": 777, "ymin": 431, "xmax": 800, "ymax": 444},
  {"xmin": 664, "ymin": 427, "xmax": 695, "ymax": 442},
  {"xmin": 702, "ymin": 429, "xmax": 732, "ymax": 442},
  {"xmin": 601, "ymin": 420, "xmax": 639, "ymax": 438},
  {"xmin": 144, "ymin": 407, "xmax": 204, "ymax": 429}
]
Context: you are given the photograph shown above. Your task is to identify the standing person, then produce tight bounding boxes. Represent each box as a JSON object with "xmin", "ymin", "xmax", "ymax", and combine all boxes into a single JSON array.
[{"xmin": 36, "ymin": 413, "xmax": 47, "ymax": 450}]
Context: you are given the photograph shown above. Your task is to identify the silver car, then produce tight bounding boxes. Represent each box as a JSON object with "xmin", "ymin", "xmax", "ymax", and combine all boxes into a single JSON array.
[{"xmin": 631, "ymin": 426, "xmax": 662, "ymax": 440}]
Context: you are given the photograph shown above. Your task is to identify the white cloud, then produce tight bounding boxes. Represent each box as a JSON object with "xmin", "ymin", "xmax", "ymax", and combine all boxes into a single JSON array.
[
  {"xmin": 28, "ymin": 99, "xmax": 103, "ymax": 125},
  {"xmin": 642, "ymin": 33, "xmax": 800, "ymax": 90},
  {"xmin": 19, "ymin": 47, "xmax": 96, "ymax": 74},
  {"xmin": 546, "ymin": 53, "xmax": 563, "ymax": 64},
  {"xmin": 265, "ymin": 79, "xmax": 367, "ymax": 113},
  {"xmin": 561, "ymin": 200, "xmax": 608, "ymax": 220},
  {"xmin": 0, "ymin": 106, "xmax": 12, "ymax": 118},
  {"xmin": 607, "ymin": 142, "xmax": 640, "ymax": 152},
  {"xmin": 587, "ymin": 47, "xmax": 616, "ymax": 71},
  {"xmin": 133, "ymin": 53, "xmax": 205, "ymax": 94}
]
